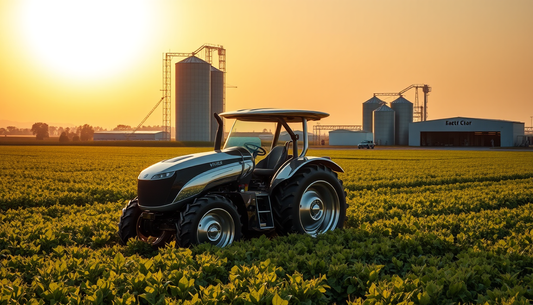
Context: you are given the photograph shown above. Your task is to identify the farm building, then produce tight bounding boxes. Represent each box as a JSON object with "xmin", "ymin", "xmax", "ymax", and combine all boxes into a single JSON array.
[
  {"xmin": 409, "ymin": 117, "xmax": 524, "ymax": 147},
  {"xmin": 329, "ymin": 130, "xmax": 373, "ymax": 146},
  {"xmin": 93, "ymin": 131, "xmax": 168, "ymax": 141},
  {"xmin": 279, "ymin": 131, "xmax": 316, "ymax": 143}
]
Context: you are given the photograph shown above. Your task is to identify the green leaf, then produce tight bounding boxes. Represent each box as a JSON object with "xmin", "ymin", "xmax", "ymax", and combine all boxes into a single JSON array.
[
  {"xmin": 418, "ymin": 291, "xmax": 431, "ymax": 305},
  {"xmin": 272, "ymin": 293, "xmax": 289, "ymax": 305},
  {"xmin": 369, "ymin": 270, "xmax": 379, "ymax": 282}
]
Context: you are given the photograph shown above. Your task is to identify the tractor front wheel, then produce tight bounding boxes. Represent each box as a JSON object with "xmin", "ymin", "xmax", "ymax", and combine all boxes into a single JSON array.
[
  {"xmin": 176, "ymin": 195, "xmax": 242, "ymax": 247},
  {"xmin": 118, "ymin": 198, "xmax": 172, "ymax": 247},
  {"xmin": 274, "ymin": 164, "xmax": 346, "ymax": 236}
]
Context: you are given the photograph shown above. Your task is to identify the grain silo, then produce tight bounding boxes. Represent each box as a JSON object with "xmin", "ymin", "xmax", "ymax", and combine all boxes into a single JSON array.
[
  {"xmin": 175, "ymin": 56, "xmax": 212, "ymax": 142},
  {"xmin": 373, "ymin": 104, "xmax": 395, "ymax": 146},
  {"xmin": 362, "ymin": 96, "xmax": 385, "ymax": 132},
  {"xmin": 391, "ymin": 96, "xmax": 413, "ymax": 145},
  {"xmin": 210, "ymin": 66, "xmax": 224, "ymax": 142}
]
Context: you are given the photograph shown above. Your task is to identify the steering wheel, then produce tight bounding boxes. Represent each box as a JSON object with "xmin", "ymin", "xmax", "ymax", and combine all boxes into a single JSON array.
[{"xmin": 244, "ymin": 143, "xmax": 266, "ymax": 158}]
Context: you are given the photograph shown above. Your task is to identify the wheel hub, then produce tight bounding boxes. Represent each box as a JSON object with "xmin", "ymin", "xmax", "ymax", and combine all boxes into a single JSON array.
[
  {"xmin": 310, "ymin": 199, "xmax": 324, "ymax": 220},
  {"xmin": 206, "ymin": 222, "xmax": 222, "ymax": 241}
]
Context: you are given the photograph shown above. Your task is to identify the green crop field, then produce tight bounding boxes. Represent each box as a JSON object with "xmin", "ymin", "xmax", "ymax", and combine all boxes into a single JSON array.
[{"xmin": 1, "ymin": 146, "xmax": 533, "ymax": 304}]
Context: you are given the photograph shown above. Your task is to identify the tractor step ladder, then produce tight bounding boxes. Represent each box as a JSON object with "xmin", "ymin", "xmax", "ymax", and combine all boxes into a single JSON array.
[{"xmin": 256, "ymin": 193, "xmax": 274, "ymax": 229}]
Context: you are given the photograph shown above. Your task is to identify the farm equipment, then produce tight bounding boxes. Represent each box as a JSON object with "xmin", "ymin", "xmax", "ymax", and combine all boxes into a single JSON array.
[{"xmin": 118, "ymin": 109, "xmax": 347, "ymax": 247}]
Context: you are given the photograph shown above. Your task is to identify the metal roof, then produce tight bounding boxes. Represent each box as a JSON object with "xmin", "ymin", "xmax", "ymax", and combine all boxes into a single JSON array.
[
  {"xmin": 363, "ymin": 96, "xmax": 385, "ymax": 104},
  {"xmin": 94, "ymin": 131, "xmax": 166, "ymax": 135},
  {"xmin": 219, "ymin": 108, "xmax": 329, "ymax": 122},
  {"xmin": 178, "ymin": 56, "xmax": 209, "ymax": 64},
  {"xmin": 411, "ymin": 117, "xmax": 524, "ymax": 124},
  {"xmin": 391, "ymin": 96, "xmax": 412, "ymax": 104},
  {"xmin": 329, "ymin": 129, "xmax": 371, "ymax": 133}
]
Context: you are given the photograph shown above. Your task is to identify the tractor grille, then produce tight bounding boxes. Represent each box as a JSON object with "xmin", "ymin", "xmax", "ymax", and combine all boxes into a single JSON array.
[{"xmin": 137, "ymin": 175, "xmax": 179, "ymax": 208}]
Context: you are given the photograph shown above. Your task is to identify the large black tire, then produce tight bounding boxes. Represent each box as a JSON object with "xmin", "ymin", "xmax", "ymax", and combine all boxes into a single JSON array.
[
  {"xmin": 118, "ymin": 198, "xmax": 172, "ymax": 247},
  {"xmin": 176, "ymin": 194, "xmax": 242, "ymax": 248},
  {"xmin": 274, "ymin": 164, "xmax": 346, "ymax": 236}
]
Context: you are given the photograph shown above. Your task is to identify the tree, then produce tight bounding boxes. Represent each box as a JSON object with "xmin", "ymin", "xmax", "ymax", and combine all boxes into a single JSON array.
[
  {"xmin": 113, "ymin": 124, "xmax": 132, "ymax": 131},
  {"xmin": 31, "ymin": 122, "xmax": 49, "ymax": 140},
  {"xmin": 49, "ymin": 126, "xmax": 58, "ymax": 137},
  {"xmin": 59, "ymin": 131, "xmax": 69, "ymax": 142},
  {"xmin": 79, "ymin": 124, "xmax": 94, "ymax": 141}
]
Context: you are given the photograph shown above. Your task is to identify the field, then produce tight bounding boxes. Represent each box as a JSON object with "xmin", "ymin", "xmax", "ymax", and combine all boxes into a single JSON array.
[{"xmin": 1, "ymin": 146, "xmax": 533, "ymax": 304}]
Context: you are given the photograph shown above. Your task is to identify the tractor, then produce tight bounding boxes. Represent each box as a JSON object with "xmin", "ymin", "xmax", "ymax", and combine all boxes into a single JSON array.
[{"xmin": 118, "ymin": 108, "xmax": 347, "ymax": 247}]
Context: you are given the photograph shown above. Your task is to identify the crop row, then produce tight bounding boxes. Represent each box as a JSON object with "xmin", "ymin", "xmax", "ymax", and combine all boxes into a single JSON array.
[
  {"xmin": 0, "ymin": 146, "xmax": 208, "ymax": 210},
  {"xmin": 346, "ymin": 177, "xmax": 533, "ymax": 221},
  {"xmin": 1, "ymin": 147, "xmax": 532, "ymax": 210},
  {"xmin": 333, "ymin": 150, "xmax": 533, "ymax": 191}
]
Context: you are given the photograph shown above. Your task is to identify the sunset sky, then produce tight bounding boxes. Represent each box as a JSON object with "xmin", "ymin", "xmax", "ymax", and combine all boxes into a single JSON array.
[{"xmin": 1, "ymin": 0, "xmax": 532, "ymax": 132}]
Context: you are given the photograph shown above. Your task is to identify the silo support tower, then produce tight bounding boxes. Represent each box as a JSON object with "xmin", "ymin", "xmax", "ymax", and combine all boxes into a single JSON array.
[
  {"xmin": 161, "ymin": 44, "xmax": 226, "ymax": 141},
  {"xmin": 373, "ymin": 84, "xmax": 431, "ymax": 122}
]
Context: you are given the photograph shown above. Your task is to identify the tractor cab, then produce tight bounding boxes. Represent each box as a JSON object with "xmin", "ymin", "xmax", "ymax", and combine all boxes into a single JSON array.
[{"xmin": 218, "ymin": 108, "xmax": 328, "ymax": 186}]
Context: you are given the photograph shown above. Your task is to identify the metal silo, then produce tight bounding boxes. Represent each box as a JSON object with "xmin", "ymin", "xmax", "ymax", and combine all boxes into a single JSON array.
[
  {"xmin": 391, "ymin": 96, "xmax": 413, "ymax": 145},
  {"xmin": 362, "ymin": 96, "xmax": 385, "ymax": 132},
  {"xmin": 175, "ymin": 56, "xmax": 211, "ymax": 142},
  {"xmin": 373, "ymin": 104, "xmax": 395, "ymax": 146},
  {"xmin": 210, "ymin": 66, "xmax": 224, "ymax": 142}
]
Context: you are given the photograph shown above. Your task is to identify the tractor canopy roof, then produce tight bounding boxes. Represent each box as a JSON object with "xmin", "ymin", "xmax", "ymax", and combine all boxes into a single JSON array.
[{"xmin": 219, "ymin": 108, "xmax": 329, "ymax": 122}]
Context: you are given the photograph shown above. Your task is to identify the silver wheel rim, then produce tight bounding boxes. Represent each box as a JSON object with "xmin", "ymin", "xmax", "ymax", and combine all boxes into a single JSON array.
[
  {"xmin": 197, "ymin": 208, "xmax": 235, "ymax": 247},
  {"xmin": 299, "ymin": 180, "xmax": 340, "ymax": 236}
]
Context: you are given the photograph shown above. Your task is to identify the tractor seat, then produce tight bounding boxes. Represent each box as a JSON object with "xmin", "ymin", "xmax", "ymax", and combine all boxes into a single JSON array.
[{"xmin": 253, "ymin": 144, "xmax": 288, "ymax": 177}]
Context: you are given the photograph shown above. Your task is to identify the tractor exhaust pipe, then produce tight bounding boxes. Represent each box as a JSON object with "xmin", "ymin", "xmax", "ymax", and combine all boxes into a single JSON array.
[{"xmin": 214, "ymin": 113, "xmax": 223, "ymax": 151}]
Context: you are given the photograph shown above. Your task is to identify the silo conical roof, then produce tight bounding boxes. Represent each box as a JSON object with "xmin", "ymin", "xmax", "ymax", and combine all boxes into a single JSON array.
[
  {"xmin": 363, "ymin": 96, "xmax": 386, "ymax": 104},
  {"xmin": 178, "ymin": 56, "xmax": 210, "ymax": 64},
  {"xmin": 391, "ymin": 96, "xmax": 412, "ymax": 104},
  {"xmin": 374, "ymin": 104, "xmax": 394, "ymax": 112}
]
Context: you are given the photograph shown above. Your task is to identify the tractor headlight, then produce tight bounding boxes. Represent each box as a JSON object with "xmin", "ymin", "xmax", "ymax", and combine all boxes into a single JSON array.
[{"xmin": 151, "ymin": 171, "xmax": 175, "ymax": 180}]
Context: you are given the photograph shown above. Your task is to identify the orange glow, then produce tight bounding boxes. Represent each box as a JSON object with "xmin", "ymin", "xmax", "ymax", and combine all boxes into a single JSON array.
[{"xmin": 1, "ymin": 0, "xmax": 532, "ymax": 130}]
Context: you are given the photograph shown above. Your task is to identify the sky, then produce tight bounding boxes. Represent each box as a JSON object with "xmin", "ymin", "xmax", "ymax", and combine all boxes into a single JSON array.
[{"xmin": 1, "ymin": 0, "xmax": 532, "ymax": 132}]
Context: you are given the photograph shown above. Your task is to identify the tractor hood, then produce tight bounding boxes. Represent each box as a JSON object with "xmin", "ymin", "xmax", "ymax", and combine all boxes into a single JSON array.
[{"xmin": 137, "ymin": 147, "xmax": 253, "ymax": 212}]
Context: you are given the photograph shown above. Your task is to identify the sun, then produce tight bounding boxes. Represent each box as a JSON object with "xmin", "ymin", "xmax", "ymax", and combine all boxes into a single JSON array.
[{"xmin": 17, "ymin": 0, "xmax": 152, "ymax": 80}]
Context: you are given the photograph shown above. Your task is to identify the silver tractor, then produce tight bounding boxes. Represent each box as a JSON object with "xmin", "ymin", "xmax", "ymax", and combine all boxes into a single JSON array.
[{"xmin": 118, "ymin": 109, "xmax": 347, "ymax": 247}]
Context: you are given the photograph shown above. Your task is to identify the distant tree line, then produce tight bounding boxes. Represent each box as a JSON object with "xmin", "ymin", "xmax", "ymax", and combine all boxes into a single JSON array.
[
  {"xmin": 1, "ymin": 123, "xmax": 163, "ymax": 141},
  {"xmin": 0, "ymin": 126, "xmax": 32, "ymax": 136},
  {"xmin": 58, "ymin": 124, "xmax": 99, "ymax": 142}
]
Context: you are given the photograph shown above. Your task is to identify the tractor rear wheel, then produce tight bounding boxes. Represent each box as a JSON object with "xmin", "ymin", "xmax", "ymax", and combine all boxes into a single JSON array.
[
  {"xmin": 118, "ymin": 198, "xmax": 172, "ymax": 247},
  {"xmin": 176, "ymin": 195, "xmax": 242, "ymax": 247},
  {"xmin": 274, "ymin": 164, "xmax": 346, "ymax": 236}
]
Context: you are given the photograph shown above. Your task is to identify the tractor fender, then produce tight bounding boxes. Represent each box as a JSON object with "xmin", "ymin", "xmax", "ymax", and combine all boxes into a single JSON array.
[{"xmin": 270, "ymin": 156, "xmax": 344, "ymax": 192}]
